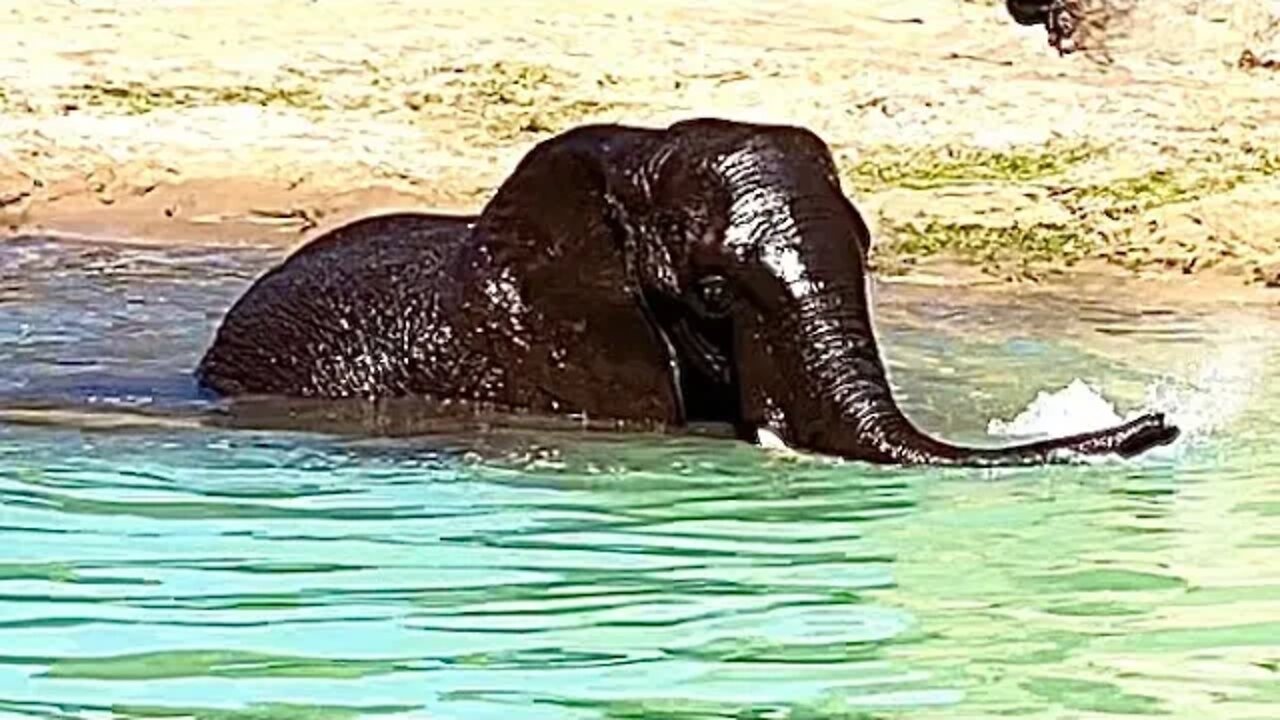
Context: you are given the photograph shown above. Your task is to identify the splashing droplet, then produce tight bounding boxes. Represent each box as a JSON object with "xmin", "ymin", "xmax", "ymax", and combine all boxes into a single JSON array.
[{"xmin": 987, "ymin": 379, "xmax": 1125, "ymax": 439}]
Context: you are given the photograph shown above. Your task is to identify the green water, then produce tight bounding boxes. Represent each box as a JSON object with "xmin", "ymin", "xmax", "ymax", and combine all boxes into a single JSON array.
[{"xmin": 0, "ymin": 238, "xmax": 1276, "ymax": 719}]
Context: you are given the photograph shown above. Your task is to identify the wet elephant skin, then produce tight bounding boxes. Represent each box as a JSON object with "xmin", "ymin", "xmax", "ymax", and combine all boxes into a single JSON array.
[
  {"xmin": 198, "ymin": 119, "xmax": 1179, "ymax": 465},
  {"xmin": 1007, "ymin": 0, "xmax": 1055, "ymax": 26}
]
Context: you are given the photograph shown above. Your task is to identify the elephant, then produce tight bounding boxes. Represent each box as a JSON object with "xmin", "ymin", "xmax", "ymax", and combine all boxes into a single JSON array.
[
  {"xmin": 1007, "ymin": 0, "xmax": 1056, "ymax": 26},
  {"xmin": 197, "ymin": 119, "xmax": 1179, "ymax": 465},
  {"xmin": 1007, "ymin": 0, "xmax": 1082, "ymax": 55}
]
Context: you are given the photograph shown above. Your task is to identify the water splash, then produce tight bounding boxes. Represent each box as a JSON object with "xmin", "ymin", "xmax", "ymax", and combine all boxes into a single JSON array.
[
  {"xmin": 986, "ymin": 378, "xmax": 1125, "ymax": 439},
  {"xmin": 987, "ymin": 330, "xmax": 1266, "ymax": 455},
  {"xmin": 1141, "ymin": 335, "xmax": 1265, "ymax": 444}
]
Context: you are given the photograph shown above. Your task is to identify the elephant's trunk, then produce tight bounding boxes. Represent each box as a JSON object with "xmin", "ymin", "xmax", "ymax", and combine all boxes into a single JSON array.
[
  {"xmin": 874, "ymin": 408, "xmax": 1177, "ymax": 466},
  {"xmin": 729, "ymin": 195, "xmax": 1177, "ymax": 466},
  {"xmin": 758, "ymin": 283, "xmax": 1178, "ymax": 466}
]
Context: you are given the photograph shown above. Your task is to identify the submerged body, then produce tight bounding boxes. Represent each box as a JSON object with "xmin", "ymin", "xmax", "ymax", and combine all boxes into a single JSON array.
[{"xmin": 199, "ymin": 119, "xmax": 1178, "ymax": 465}]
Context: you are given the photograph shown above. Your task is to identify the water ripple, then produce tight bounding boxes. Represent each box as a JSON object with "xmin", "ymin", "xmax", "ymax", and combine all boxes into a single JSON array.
[{"xmin": 0, "ymin": 238, "xmax": 1275, "ymax": 718}]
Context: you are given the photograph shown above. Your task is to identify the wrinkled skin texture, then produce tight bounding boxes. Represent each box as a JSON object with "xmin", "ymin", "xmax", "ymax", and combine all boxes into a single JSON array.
[{"xmin": 199, "ymin": 119, "xmax": 1179, "ymax": 466}]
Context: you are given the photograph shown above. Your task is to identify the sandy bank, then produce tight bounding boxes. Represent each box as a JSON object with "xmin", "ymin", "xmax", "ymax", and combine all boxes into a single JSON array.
[{"xmin": 2, "ymin": 0, "xmax": 1279, "ymax": 294}]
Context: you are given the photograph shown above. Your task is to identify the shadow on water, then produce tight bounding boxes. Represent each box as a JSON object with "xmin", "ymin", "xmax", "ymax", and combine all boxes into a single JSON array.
[{"xmin": 0, "ymin": 236, "xmax": 1277, "ymax": 719}]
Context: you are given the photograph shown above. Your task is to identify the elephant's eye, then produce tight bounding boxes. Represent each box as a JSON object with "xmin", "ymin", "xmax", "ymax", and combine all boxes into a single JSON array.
[{"xmin": 691, "ymin": 274, "xmax": 733, "ymax": 318}]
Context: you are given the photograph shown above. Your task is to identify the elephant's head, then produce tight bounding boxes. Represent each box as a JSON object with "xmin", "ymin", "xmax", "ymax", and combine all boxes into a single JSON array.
[
  {"xmin": 483, "ymin": 119, "xmax": 1177, "ymax": 465},
  {"xmin": 1007, "ymin": 0, "xmax": 1055, "ymax": 26},
  {"xmin": 1006, "ymin": 0, "xmax": 1083, "ymax": 55}
]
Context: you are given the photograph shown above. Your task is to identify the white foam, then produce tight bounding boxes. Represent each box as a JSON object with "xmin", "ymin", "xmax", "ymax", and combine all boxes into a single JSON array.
[
  {"xmin": 987, "ymin": 379, "xmax": 1163, "ymax": 465},
  {"xmin": 987, "ymin": 378, "xmax": 1125, "ymax": 439},
  {"xmin": 986, "ymin": 329, "xmax": 1266, "ymax": 459}
]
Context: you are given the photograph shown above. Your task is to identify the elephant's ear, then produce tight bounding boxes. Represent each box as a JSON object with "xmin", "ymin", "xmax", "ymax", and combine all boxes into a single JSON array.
[{"xmin": 466, "ymin": 126, "xmax": 686, "ymax": 425}]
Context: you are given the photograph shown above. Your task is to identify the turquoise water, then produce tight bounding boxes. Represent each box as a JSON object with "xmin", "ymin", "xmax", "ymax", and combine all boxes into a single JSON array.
[{"xmin": 0, "ymin": 237, "xmax": 1276, "ymax": 720}]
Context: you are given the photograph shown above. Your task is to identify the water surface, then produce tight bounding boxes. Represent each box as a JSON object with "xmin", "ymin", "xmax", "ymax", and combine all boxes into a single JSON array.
[{"xmin": 0, "ymin": 236, "xmax": 1276, "ymax": 719}]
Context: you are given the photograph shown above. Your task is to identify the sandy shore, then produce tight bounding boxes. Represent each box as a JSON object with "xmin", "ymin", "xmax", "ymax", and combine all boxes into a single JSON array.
[{"xmin": 2, "ymin": 0, "xmax": 1279, "ymax": 293}]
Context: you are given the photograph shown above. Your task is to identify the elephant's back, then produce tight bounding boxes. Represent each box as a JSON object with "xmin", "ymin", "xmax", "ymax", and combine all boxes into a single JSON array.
[
  {"xmin": 197, "ymin": 213, "xmax": 474, "ymax": 397},
  {"xmin": 283, "ymin": 212, "xmax": 473, "ymax": 270}
]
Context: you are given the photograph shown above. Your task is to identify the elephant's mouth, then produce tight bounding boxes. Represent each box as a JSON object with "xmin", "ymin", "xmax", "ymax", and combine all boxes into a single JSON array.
[{"xmin": 642, "ymin": 290, "xmax": 746, "ymax": 432}]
